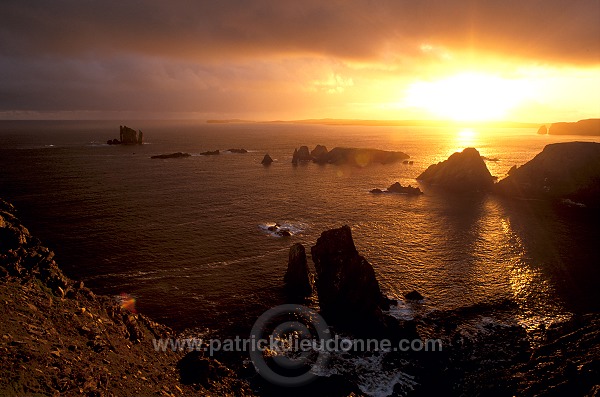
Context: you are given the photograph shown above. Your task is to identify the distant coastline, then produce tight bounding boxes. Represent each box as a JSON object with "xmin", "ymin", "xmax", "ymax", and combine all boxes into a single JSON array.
[{"xmin": 206, "ymin": 118, "xmax": 540, "ymax": 128}]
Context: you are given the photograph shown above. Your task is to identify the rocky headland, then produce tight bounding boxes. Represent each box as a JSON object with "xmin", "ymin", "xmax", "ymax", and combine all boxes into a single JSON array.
[
  {"xmin": 0, "ymin": 198, "xmax": 253, "ymax": 396},
  {"xmin": 495, "ymin": 141, "xmax": 600, "ymax": 207},
  {"xmin": 537, "ymin": 119, "xmax": 600, "ymax": 136}
]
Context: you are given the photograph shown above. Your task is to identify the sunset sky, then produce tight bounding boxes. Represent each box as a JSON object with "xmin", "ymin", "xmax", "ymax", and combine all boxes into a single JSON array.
[{"xmin": 0, "ymin": 1, "xmax": 599, "ymax": 122}]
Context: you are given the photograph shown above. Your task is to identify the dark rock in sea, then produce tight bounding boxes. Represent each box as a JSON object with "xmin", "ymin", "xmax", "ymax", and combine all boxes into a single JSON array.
[
  {"xmin": 292, "ymin": 145, "xmax": 312, "ymax": 163},
  {"xmin": 227, "ymin": 148, "xmax": 248, "ymax": 153},
  {"xmin": 313, "ymin": 147, "xmax": 410, "ymax": 166},
  {"xmin": 150, "ymin": 152, "xmax": 191, "ymax": 159},
  {"xmin": 409, "ymin": 160, "xmax": 414, "ymax": 165},
  {"xmin": 405, "ymin": 290, "xmax": 424, "ymax": 301},
  {"xmin": 200, "ymin": 150, "xmax": 220, "ymax": 156},
  {"xmin": 507, "ymin": 165, "xmax": 518, "ymax": 176},
  {"xmin": 495, "ymin": 142, "xmax": 600, "ymax": 207},
  {"xmin": 310, "ymin": 144, "xmax": 328, "ymax": 159},
  {"xmin": 311, "ymin": 225, "xmax": 415, "ymax": 338},
  {"xmin": 548, "ymin": 119, "xmax": 600, "ymax": 136},
  {"xmin": 417, "ymin": 147, "xmax": 495, "ymax": 192},
  {"xmin": 261, "ymin": 153, "xmax": 273, "ymax": 165},
  {"xmin": 267, "ymin": 223, "xmax": 280, "ymax": 231},
  {"xmin": 276, "ymin": 229, "xmax": 291, "ymax": 237},
  {"xmin": 403, "ymin": 160, "xmax": 409, "ymax": 164},
  {"xmin": 107, "ymin": 126, "xmax": 143, "ymax": 145},
  {"xmin": 387, "ymin": 182, "xmax": 423, "ymax": 195},
  {"xmin": 537, "ymin": 125, "xmax": 548, "ymax": 135},
  {"xmin": 370, "ymin": 188, "xmax": 384, "ymax": 194},
  {"xmin": 283, "ymin": 243, "xmax": 313, "ymax": 296}
]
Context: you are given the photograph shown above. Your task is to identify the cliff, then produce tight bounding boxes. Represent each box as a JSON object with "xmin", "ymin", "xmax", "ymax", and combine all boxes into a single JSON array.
[
  {"xmin": 0, "ymin": 199, "xmax": 252, "ymax": 396},
  {"xmin": 495, "ymin": 142, "xmax": 600, "ymax": 206},
  {"xmin": 547, "ymin": 119, "xmax": 600, "ymax": 136}
]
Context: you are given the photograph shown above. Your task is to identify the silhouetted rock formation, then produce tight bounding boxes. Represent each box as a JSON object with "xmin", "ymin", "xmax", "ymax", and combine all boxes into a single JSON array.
[
  {"xmin": 313, "ymin": 147, "xmax": 409, "ymax": 166},
  {"xmin": 537, "ymin": 125, "xmax": 548, "ymax": 135},
  {"xmin": 283, "ymin": 243, "xmax": 313, "ymax": 297},
  {"xmin": 310, "ymin": 226, "xmax": 414, "ymax": 338},
  {"xmin": 548, "ymin": 119, "xmax": 600, "ymax": 136},
  {"xmin": 310, "ymin": 144, "xmax": 328, "ymax": 159},
  {"xmin": 151, "ymin": 152, "xmax": 191, "ymax": 159},
  {"xmin": 370, "ymin": 182, "xmax": 423, "ymax": 195},
  {"xmin": 107, "ymin": 125, "xmax": 143, "ymax": 145},
  {"xmin": 261, "ymin": 153, "xmax": 273, "ymax": 165},
  {"xmin": 405, "ymin": 290, "xmax": 424, "ymax": 301},
  {"xmin": 417, "ymin": 147, "xmax": 495, "ymax": 192},
  {"xmin": 292, "ymin": 145, "xmax": 312, "ymax": 164},
  {"xmin": 387, "ymin": 182, "xmax": 423, "ymax": 195},
  {"xmin": 495, "ymin": 142, "xmax": 600, "ymax": 207},
  {"xmin": 200, "ymin": 150, "xmax": 220, "ymax": 156},
  {"xmin": 227, "ymin": 148, "xmax": 248, "ymax": 153}
]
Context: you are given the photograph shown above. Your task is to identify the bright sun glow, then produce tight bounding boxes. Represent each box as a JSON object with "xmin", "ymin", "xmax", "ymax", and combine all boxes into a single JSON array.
[{"xmin": 405, "ymin": 72, "xmax": 532, "ymax": 122}]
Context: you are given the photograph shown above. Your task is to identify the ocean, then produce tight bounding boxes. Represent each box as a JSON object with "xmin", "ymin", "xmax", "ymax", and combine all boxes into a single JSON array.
[{"xmin": 1, "ymin": 120, "xmax": 599, "ymax": 393}]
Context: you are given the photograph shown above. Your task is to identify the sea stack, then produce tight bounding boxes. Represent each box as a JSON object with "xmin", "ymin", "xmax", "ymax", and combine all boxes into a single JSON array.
[
  {"xmin": 417, "ymin": 147, "xmax": 495, "ymax": 192},
  {"xmin": 261, "ymin": 153, "xmax": 273, "ymax": 165},
  {"xmin": 283, "ymin": 243, "xmax": 313, "ymax": 297}
]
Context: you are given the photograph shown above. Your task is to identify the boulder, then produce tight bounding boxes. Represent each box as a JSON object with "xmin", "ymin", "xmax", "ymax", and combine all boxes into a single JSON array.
[
  {"xmin": 310, "ymin": 145, "xmax": 328, "ymax": 159},
  {"xmin": 283, "ymin": 243, "xmax": 313, "ymax": 296},
  {"xmin": 370, "ymin": 188, "xmax": 384, "ymax": 194},
  {"xmin": 310, "ymin": 225, "xmax": 391, "ymax": 335},
  {"xmin": 261, "ymin": 154, "xmax": 273, "ymax": 165},
  {"xmin": 292, "ymin": 145, "xmax": 312, "ymax": 163},
  {"xmin": 150, "ymin": 152, "xmax": 191, "ymax": 159},
  {"xmin": 495, "ymin": 142, "xmax": 600, "ymax": 206},
  {"xmin": 417, "ymin": 147, "xmax": 495, "ymax": 192},
  {"xmin": 313, "ymin": 147, "xmax": 409, "ymax": 166}
]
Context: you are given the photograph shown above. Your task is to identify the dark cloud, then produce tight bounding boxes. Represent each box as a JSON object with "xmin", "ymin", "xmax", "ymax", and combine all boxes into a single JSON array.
[
  {"xmin": 0, "ymin": 0, "xmax": 598, "ymax": 117},
  {"xmin": 1, "ymin": 0, "xmax": 598, "ymax": 63}
]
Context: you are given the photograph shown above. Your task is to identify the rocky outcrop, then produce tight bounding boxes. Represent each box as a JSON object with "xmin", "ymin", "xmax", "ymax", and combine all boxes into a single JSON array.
[
  {"xmin": 313, "ymin": 147, "xmax": 409, "ymax": 166},
  {"xmin": 200, "ymin": 150, "xmax": 220, "ymax": 156},
  {"xmin": 283, "ymin": 243, "xmax": 312, "ymax": 297},
  {"xmin": 548, "ymin": 119, "xmax": 600, "ymax": 136},
  {"xmin": 107, "ymin": 125, "xmax": 143, "ymax": 145},
  {"xmin": 387, "ymin": 182, "xmax": 423, "ymax": 195},
  {"xmin": 370, "ymin": 182, "xmax": 423, "ymax": 195},
  {"xmin": 292, "ymin": 146, "xmax": 312, "ymax": 164},
  {"xmin": 310, "ymin": 226, "xmax": 412, "ymax": 337},
  {"xmin": 310, "ymin": 145, "xmax": 328, "ymax": 159},
  {"xmin": 495, "ymin": 142, "xmax": 600, "ymax": 206},
  {"xmin": 261, "ymin": 153, "xmax": 273, "ymax": 165},
  {"xmin": 417, "ymin": 147, "xmax": 495, "ymax": 192},
  {"xmin": 0, "ymin": 199, "xmax": 253, "ymax": 396},
  {"xmin": 151, "ymin": 152, "xmax": 191, "ymax": 159},
  {"xmin": 537, "ymin": 125, "xmax": 548, "ymax": 135},
  {"xmin": 226, "ymin": 148, "xmax": 248, "ymax": 153}
]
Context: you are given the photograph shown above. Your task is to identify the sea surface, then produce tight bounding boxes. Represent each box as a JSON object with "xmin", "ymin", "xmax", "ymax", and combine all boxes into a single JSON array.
[{"xmin": 1, "ymin": 120, "xmax": 599, "ymax": 393}]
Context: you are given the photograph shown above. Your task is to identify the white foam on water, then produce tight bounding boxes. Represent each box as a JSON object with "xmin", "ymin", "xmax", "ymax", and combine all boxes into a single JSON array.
[{"xmin": 258, "ymin": 221, "xmax": 307, "ymax": 237}]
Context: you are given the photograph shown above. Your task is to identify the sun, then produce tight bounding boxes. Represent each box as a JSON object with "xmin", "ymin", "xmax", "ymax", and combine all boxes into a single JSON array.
[{"xmin": 405, "ymin": 72, "xmax": 531, "ymax": 122}]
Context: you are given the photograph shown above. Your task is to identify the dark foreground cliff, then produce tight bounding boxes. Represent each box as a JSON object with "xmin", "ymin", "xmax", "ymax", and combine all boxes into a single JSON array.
[{"xmin": 0, "ymin": 199, "xmax": 253, "ymax": 397}]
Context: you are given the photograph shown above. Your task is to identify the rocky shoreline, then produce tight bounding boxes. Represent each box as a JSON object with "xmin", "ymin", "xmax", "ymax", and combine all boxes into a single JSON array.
[{"xmin": 0, "ymin": 198, "xmax": 253, "ymax": 396}]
